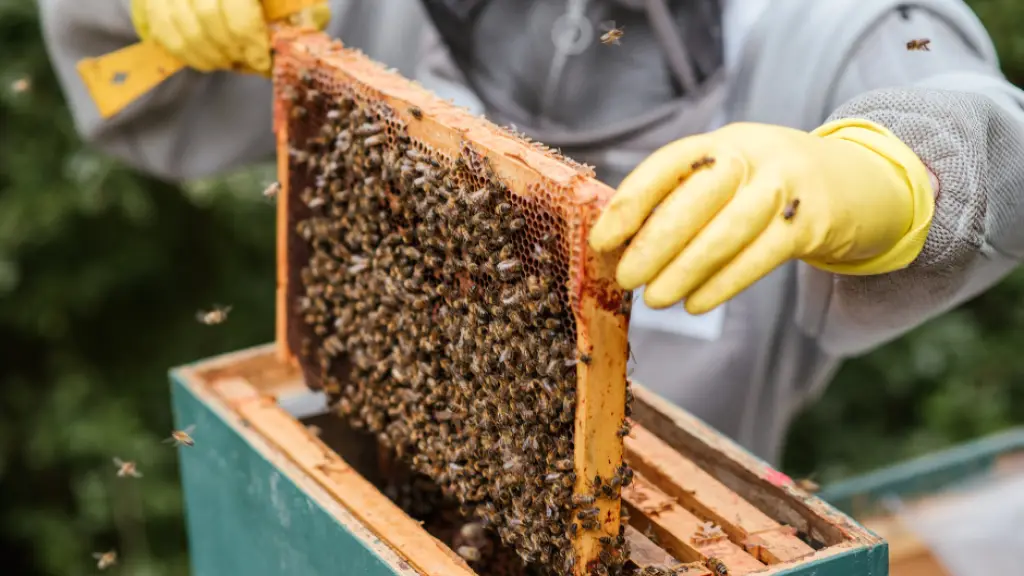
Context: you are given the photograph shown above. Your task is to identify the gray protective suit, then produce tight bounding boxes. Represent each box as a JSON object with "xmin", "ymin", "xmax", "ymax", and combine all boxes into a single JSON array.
[{"xmin": 39, "ymin": 0, "xmax": 1024, "ymax": 465}]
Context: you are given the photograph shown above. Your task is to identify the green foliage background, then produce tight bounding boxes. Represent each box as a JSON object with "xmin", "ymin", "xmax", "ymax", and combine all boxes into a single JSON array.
[{"xmin": 1, "ymin": 1, "xmax": 1023, "ymax": 573}]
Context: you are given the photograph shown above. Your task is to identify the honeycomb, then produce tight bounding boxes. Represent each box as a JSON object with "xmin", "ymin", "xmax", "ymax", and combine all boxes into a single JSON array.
[{"xmin": 272, "ymin": 31, "xmax": 632, "ymax": 575}]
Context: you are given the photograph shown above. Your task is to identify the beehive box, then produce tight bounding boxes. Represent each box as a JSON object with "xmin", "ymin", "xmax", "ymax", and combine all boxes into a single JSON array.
[
  {"xmin": 819, "ymin": 429, "xmax": 1024, "ymax": 576},
  {"xmin": 170, "ymin": 345, "xmax": 887, "ymax": 576}
]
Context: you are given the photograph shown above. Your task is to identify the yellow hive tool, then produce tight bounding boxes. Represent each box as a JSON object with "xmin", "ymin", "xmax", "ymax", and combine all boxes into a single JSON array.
[{"xmin": 76, "ymin": 0, "xmax": 325, "ymax": 120}]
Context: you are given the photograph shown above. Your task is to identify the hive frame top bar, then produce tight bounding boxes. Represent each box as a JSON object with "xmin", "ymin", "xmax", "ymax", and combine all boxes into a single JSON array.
[
  {"xmin": 271, "ymin": 30, "xmax": 606, "ymax": 202},
  {"xmin": 271, "ymin": 30, "xmax": 631, "ymax": 575}
]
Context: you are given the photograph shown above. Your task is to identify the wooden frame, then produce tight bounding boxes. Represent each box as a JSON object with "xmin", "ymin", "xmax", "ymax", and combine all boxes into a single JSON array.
[
  {"xmin": 172, "ymin": 346, "xmax": 887, "ymax": 576},
  {"xmin": 270, "ymin": 30, "xmax": 629, "ymax": 573}
]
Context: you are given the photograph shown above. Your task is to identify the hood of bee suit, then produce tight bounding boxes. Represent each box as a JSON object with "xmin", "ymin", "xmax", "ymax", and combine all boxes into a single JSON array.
[{"xmin": 607, "ymin": 0, "xmax": 647, "ymax": 7}]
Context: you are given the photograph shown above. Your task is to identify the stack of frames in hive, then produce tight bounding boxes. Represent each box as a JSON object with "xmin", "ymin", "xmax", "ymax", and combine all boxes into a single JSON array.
[{"xmin": 268, "ymin": 30, "xmax": 839, "ymax": 576}]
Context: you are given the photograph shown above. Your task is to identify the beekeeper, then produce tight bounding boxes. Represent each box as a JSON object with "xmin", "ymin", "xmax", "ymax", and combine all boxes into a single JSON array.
[{"xmin": 39, "ymin": 0, "xmax": 1024, "ymax": 465}]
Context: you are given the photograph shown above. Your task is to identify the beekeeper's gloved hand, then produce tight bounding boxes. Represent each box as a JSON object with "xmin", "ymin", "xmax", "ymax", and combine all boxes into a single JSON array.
[
  {"xmin": 130, "ymin": 0, "xmax": 331, "ymax": 75},
  {"xmin": 588, "ymin": 120, "xmax": 935, "ymax": 314}
]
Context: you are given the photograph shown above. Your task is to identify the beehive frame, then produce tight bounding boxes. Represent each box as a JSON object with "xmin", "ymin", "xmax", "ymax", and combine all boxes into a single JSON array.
[
  {"xmin": 271, "ymin": 30, "xmax": 629, "ymax": 573},
  {"xmin": 172, "ymin": 346, "xmax": 888, "ymax": 576}
]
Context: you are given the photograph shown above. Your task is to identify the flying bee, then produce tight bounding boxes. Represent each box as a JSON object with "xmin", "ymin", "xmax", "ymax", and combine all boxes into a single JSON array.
[
  {"xmin": 93, "ymin": 550, "xmax": 118, "ymax": 570},
  {"xmin": 113, "ymin": 457, "xmax": 142, "ymax": 478},
  {"xmin": 706, "ymin": 557, "xmax": 729, "ymax": 575},
  {"xmin": 906, "ymin": 38, "xmax": 931, "ymax": 51},
  {"xmin": 262, "ymin": 181, "xmax": 280, "ymax": 201},
  {"xmin": 600, "ymin": 21, "xmax": 625, "ymax": 45},
  {"xmin": 782, "ymin": 198, "xmax": 800, "ymax": 220},
  {"xmin": 196, "ymin": 305, "xmax": 231, "ymax": 325},
  {"xmin": 691, "ymin": 155, "xmax": 716, "ymax": 171},
  {"xmin": 11, "ymin": 77, "xmax": 31, "ymax": 94},
  {"xmin": 456, "ymin": 545, "xmax": 481, "ymax": 563},
  {"xmin": 164, "ymin": 424, "xmax": 196, "ymax": 447},
  {"xmin": 460, "ymin": 522, "xmax": 486, "ymax": 542},
  {"xmin": 795, "ymin": 477, "xmax": 820, "ymax": 493}
]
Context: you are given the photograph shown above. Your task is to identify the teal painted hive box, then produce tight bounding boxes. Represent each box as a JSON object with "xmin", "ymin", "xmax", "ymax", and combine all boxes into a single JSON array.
[
  {"xmin": 170, "ymin": 345, "xmax": 888, "ymax": 576},
  {"xmin": 818, "ymin": 429, "xmax": 1024, "ymax": 576}
]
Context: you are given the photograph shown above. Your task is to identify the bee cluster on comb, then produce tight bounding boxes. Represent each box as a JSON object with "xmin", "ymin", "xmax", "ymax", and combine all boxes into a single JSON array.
[{"xmin": 273, "ymin": 33, "xmax": 632, "ymax": 575}]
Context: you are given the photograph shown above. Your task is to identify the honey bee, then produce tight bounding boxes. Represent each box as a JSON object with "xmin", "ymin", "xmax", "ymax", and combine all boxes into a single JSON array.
[
  {"xmin": 693, "ymin": 521, "xmax": 727, "ymax": 545},
  {"xmin": 581, "ymin": 519, "xmax": 600, "ymax": 530},
  {"xmin": 409, "ymin": 106, "xmax": 423, "ymax": 120},
  {"xmin": 576, "ymin": 507, "xmax": 599, "ymax": 520},
  {"xmin": 782, "ymin": 198, "xmax": 800, "ymax": 220},
  {"xmin": 196, "ymin": 305, "xmax": 231, "ymax": 325},
  {"xmin": 600, "ymin": 21, "xmax": 625, "ymax": 45},
  {"xmin": 11, "ymin": 77, "xmax": 30, "ymax": 94},
  {"xmin": 571, "ymin": 494, "xmax": 596, "ymax": 507},
  {"xmin": 616, "ymin": 421, "xmax": 632, "ymax": 437},
  {"xmin": 496, "ymin": 259, "xmax": 523, "ymax": 279},
  {"xmin": 113, "ymin": 457, "xmax": 142, "ymax": 478},
  {"xmin": 906, "ymin": 38, "xmax": 931, "ymax": 51},
  {"xmin": 460, "ymin": 522, "xmax": 486, "ymax": 542},
  {"xmin": 795, "ymin": 477, "xmax": 820, "ymax": 493},
  {"xmin": 93, "ymin": 550, "xmax": 117, "ymax": 569},
  {"xmin": 262, "ymin": 181, "xmax": 280, "ymax": 200},
  {"xmin": 691, "ymin": 155, "xmax": 716, "ymax": 171},
  {"xmin": 456, "ymin": 545, "xmax": 482, "ymax": 562},
  {"xmin": 706, "ymin": 557, "xmax": 729, "ymax": 575},
  {"xmin": 164, "ymin": 424, "xmax": 196, "ymax": 447}
]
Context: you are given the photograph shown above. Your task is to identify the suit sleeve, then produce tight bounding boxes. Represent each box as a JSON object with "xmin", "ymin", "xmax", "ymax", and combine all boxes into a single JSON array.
[
  {"xmin": 797, "ymin": 5, "xmax": 1024, "ymax": 356},
  {"xmin": 36, "ymin": 0, "xmax": 428, "ymax": 182}
]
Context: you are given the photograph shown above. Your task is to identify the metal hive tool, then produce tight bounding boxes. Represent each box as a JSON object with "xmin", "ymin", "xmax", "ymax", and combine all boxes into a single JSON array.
[{"xmin": 272, "ymin": 30, "xmax": 632, "ymax": 575}]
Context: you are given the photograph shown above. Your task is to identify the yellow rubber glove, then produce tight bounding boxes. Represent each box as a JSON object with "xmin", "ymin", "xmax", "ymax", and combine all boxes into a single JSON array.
[
  {"xmin": 130, "ymin": 0, "xmax": 331, "ymax": 75},
  {"xmin": 588, "ymin": 120, "xmax": 935, "ymax": 315}
]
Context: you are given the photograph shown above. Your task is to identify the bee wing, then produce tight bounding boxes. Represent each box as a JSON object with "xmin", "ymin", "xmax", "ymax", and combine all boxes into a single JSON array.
[
  {"xmin": 598, "ymin": 20, "xmax": 617, "ymax": 31},
  {"xmin": 92, "ymin": 553, "xmax": 104, "ymax": 559},
  {"xmin": 112, "ymin": 457, "xmax": 124, "ymax": 466},
  {"xmin": 195, "ymin": 310, "xmax": 208, "ymax": 322},
  {"xmin": 183, "ymin": 424, "xmax": 196, "ymax": 434},
  {"xmin": 134, "ymin": 471, "xmax": 144, "ymax": 478}
]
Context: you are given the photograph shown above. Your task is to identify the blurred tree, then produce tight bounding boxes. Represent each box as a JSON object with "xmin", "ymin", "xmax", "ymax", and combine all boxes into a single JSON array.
[
  {"xmin": 0, "ymin": 2, "xmax": 276, "ymax": 575},
  {"xmin": 1, "ymin": 0, "xmax": 1023, "ymax": 575}
]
